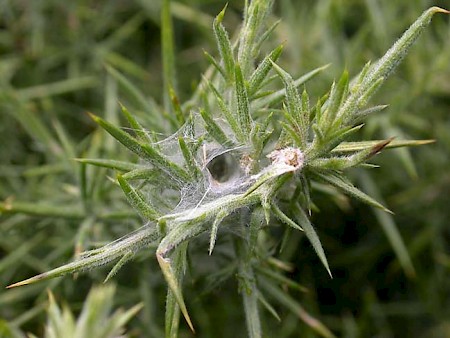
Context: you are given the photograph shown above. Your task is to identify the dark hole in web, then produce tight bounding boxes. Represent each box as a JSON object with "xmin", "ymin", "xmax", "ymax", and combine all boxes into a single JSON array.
[{"xmin": 206, "ymin": 152, "xmax": 240, "ymax": 183}]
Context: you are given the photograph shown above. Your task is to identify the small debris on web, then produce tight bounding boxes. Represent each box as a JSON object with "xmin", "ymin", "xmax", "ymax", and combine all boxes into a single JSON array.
[
  {"xmin": 240, "ymin": 153, "xmax": 254, "ymax": 175},
  {"xmin": 267, "ymin": 147, "xmax": 304, "ymax": 171}
]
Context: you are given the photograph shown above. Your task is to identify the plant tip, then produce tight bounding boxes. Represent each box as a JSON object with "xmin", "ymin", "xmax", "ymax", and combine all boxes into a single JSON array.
[
  {"xmin": 369, "ymin": 137, "xmax": 394, "ymax": 156},
  {"xmin": 431, "ymin": 6, "xmax": 450, "ymax": 14},
  {"xmin": 7, "ymin": 280, "xmax": 28, "ymax": 289},
  {"xmin": 86, "ymin": 111, "xmax": 98, "ymax": 121}
]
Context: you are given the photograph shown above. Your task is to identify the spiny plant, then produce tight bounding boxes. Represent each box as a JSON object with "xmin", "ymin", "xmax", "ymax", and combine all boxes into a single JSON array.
[
  {"xmin": 6, "ymin": 1, "xmax": 448, "ymax": 337},
  {"xmin": 0, "ymin": 285, "xmax": 141, "ymax": 338},
  {"xmin": 41, "ymin": 285, "xmax": 141, "ymax": 338}
]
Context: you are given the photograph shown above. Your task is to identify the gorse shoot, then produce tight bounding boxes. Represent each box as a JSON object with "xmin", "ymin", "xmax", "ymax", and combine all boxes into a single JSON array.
[
  {"xmin": 5, "ymin": 2, "xmax": 448, "ymax": 337},
  {"xmin": 44, "ymin": 285, "xmax": 142, "ymax": 338}
]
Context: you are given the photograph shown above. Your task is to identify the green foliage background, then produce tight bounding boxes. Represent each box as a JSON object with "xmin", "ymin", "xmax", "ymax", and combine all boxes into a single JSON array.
[{"xmin": 1, "ymin": 0, "xmax": 449, "ymax": 337}]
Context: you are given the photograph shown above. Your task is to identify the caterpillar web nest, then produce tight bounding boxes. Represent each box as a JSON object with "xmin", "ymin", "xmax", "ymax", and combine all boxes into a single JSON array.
[{"xmin": 136, "ymin": 112, "xmax": 304, "ymax": 226}]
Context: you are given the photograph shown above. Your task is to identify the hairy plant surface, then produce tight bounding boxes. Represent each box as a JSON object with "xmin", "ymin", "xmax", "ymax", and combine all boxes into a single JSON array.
[{"xmin": 2, "ymin": 1, "xmax": 449, "ymax": 337}]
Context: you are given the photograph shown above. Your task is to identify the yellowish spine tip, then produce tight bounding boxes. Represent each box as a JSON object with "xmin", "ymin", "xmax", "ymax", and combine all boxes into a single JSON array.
[
  {"xmin": 421, "ymin": 139, "xmax": 436, "ymax": 145},
  {"xmin": 6, "ymin": 272, "xmax": 48, "ymax": 288},
  {"xmin": 86, "ymin": 111, "xmax": 99, "ymax": 122},
  {"xmin": 7, "ymin": 279, "xmax": 31, "ymax": 289},
  {"xmin": 216, "ymin": 3, "xmax": 228, "ymax": 23},
  {"xmin": 431, "ymin": 7, "xmax": 450, "ymax": 14}
]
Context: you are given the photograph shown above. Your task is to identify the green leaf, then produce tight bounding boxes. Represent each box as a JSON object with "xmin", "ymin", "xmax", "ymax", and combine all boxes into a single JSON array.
[
  {"xmin": 161, "ymin": 0, "xmax": 177, "ymax": 113},
  {"xmin": 104, "ymin": 52, "xmax": 150, "ymax": 81},
  {"xmin": 5, "ymin": 99, "xmax": 61, "ymax": 156},
  {"xmin": 7, "ymin": 225, "xmax": 159, "ymax": 288},
  {"xmin": 74, "ymin": 158, "xmax": 143, "ymax": 172},
  {"xmin": 158, "ymin": 229, "xmax": 201, "ymax": 333},
  {"xmin": 310, "ymin": 124, "xmax": 365, "ymax": 160},
  {"xmin": 90, "ymin": 113, "xmax": 190, "ymax": 182},
  {"xmin": 332, "ymin": 139, "xmax": 434, "ymax": 153},
  {"xmin": 45, "ymin": 285, "xmax": 142, "ymax": 338},
  {"xmin": 206, "ymin": 79, "xmax": 242, "ymax": 140},
  {"xmin": 165, "ymin": 243, "xmax": 188, "ymax": 338},
  {"xmin": 79, "ymin": 162, "xmax": 90, "ymax": 213},
  {"xmin": 302, "ymin": 89, "xmax": 311, "ymax": 124},
  {"xmin": 238, "ymin": 0, "xmax": 274, "ymax": 76},
  {"xmin": 46, "ymin": 292, "xmax": 75, "ymax": 337},
  {"xmin": 169, "ymin": 87, "xmax": 185, "ymax": 126},
  {"xmin": 122, "ymin": 168, "xmax": 172, "ymax": 184},
  {"xmin": 248, "ymin": 44, "xmax": 283, "ymax": 95},
  {"xmin": 178, "ymin": 137, "xmax": 201, "ymax": 178},
  {"xmin": 16, "ymin": 77, "xmax": 97, "ymax": 101},
  {"xmin": 322, "ymin": 70, "xmax": 349, "ymax": 128},
  {"xmin": 253, "ymin": 64, "xmax": 329, "ymax": 110},
  {"xmin": 293, "ymin": 202, "xmax": 332, "ymax": 277},
  {"xmin": 313, "ymin": 171, "xmax": 392, "ymax": 213},
  {"xmin": 51, "ymin": 118, "xmax": 76, "ymax": 161},
  {"xmin": 235, "ymin": 239, "xmax": 261, "ymax": 338},
  {"xmin": 354, "ymin": 104, "xmax": 388, "ymax": 122},
  {"xmin": 241, "ymin": 277, "xmax": 261, "ymax": 338},
  {"xmin": 259, "ymin": 278, "xmax": 336, "ymax": 338},
  {"xmin": 105, "ymin": 65, "xmax": 161, "ymax": 128},
  {"xmin": 103, "ymin": 302, "xmax": 144, "ymax": 338},
  {"xmin": 251, "ymin": 112, "xmax": 273, "ymax": 161},
  {"xmin": 0, "ymin": 201, "xmax": 84, "ymax": 219},
  {"xmin": 256, "ymin": 290, "xmax": 281, "ymax": 322},
  {"xmin": 199, "ymin": 108, "xmax": 232, "ymax": 147},
  {"xmin": 213, "ymin": 4, "xmax": 235, "ymax": 82},
  {"xmin": 271, "ymin": 204, "xmax": 304, "ymax": 232},
  {"xmin": 203, "ymin": 50, "xmax": 226, "ymax": 79},
  {"xmin": 271, "ymin": 61, "xmax": 307, "ymax": 148},
  {"xmin": 253, "ymin": 18, "xmax": 281, "ymax": 56},
  {"xmin": 103, "ymin": 251, "xmax": 134, "ymax": 283},
  {"xmin": 0, "ymin": 234, "xmax": 45, "ymax": 275},
  {"xmin": 280, "ymin": 121, "xmax": 303, "ymax": 147},
  {"xmin": 117, "ymin": 174, "xmax": 160, "ymax": 221},
  {"xmin": 21, "ymin": 163, "xmax": 66, "ymax": 177},
  {"xmin": 235, "ymin": 64, "xmax": 252, "ymax": 137},
  {"xmin": 100, "ymin": 13, "xmax": 146, "ymax": 52},
  {"xmin": 338, "ymin": 7, "xmax": 449, "ymax": 123},
  {"xmin": 358, "ymin": 171, "xmax": 415, "ymax": 278},
  {"xmin": 208, "ymin": 210, "xmax": 228, "ymax": 255},
  {"xmin": 365, "ymin": 7, "xmax": 449, "ymax": 89},
  {"xmin": 356, "ymin": 76, "xmax": 384, "ymax": 109},
  {"xmin": 310, "ymin": 139, "xmax": 393, "ymax": 170},
  {"xmin": 119, "ymin": 102, "xmax": 153, "ymax": 143},
  {"xmin": 255, "ymin": 266, "xmax": 308, "ymax": 293},
  {"xmin": 354, "ymin": 61, "xmax": 372, "ymax": 89}
]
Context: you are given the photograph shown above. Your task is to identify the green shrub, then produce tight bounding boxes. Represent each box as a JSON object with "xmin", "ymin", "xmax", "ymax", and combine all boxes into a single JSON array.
[{"xmin": 1, "ymin": 1, "xmax": 449, "ymax": 337}]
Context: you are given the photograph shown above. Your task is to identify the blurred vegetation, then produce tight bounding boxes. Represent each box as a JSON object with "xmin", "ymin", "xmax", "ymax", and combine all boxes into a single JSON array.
[{"xmin": 0, "ymin": 0, "xmax": 449, "ymax": 337}]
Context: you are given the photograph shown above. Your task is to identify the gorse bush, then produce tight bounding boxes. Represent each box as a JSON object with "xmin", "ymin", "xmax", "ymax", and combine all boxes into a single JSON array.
[
  {"xmin": 2, "ymin": 1, "xmax": 449, "ymax": 337},
  {"xmin": 42, "ymin": 285, "xmax": 141, "ymax": 338}
]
